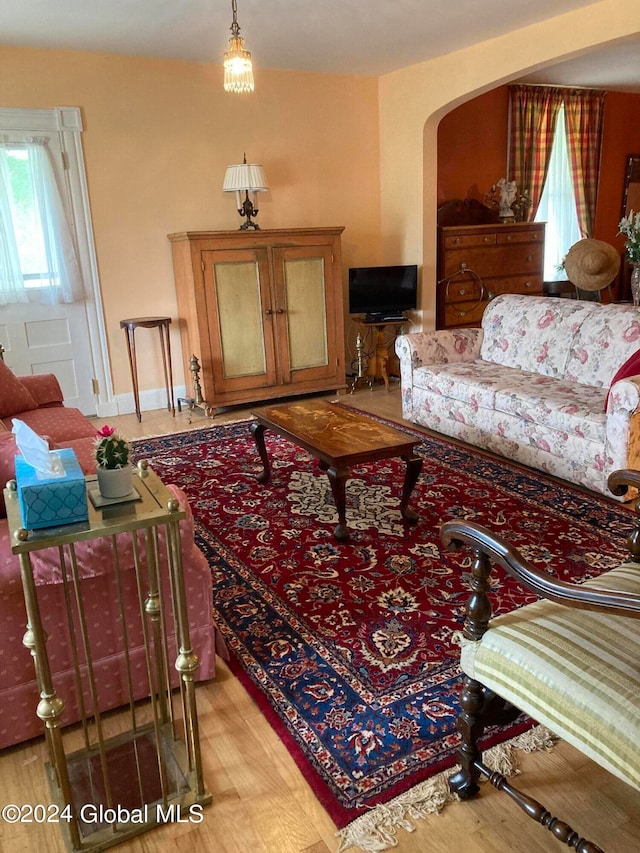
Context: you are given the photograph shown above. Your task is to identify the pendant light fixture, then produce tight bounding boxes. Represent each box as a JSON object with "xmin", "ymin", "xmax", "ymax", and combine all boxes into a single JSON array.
[{"xmin": 223, "ymin": 0, "xmax": 254, "ymax": 93}]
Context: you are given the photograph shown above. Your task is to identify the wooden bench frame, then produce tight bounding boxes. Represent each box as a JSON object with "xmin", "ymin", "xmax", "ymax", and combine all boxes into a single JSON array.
[{"xmin": 440, "ymin": 469, "xmax": 640, "ymax": 853}]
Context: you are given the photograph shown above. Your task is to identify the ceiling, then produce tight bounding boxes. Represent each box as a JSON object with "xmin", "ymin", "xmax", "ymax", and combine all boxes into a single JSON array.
[{"xmin": 1, "ymin": 0, "xmax": 639, "ymax": 91}]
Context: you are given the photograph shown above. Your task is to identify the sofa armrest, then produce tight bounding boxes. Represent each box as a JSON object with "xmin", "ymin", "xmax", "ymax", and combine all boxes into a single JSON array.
[
  {"xmin": 395, "ymin": 327, "xmax": 483, "ymax": 369},
  {"xmin": 606, "ymin": 375, "xmax": 640, "ymax": 415},
  {"xmin": 395, "ymin": 328, "xmax": 483, "ymax": 419},
  {"xmin": 17, "ymin": 374, "xmax": 64, "ymax": 408},
  {"xmin": 601, "ymin": 377, "xmax": 640, "ymax": 488}
]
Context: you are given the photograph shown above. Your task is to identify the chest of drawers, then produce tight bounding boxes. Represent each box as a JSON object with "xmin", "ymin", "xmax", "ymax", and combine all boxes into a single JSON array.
[{"xmin": 437, "ymin": 221, "xmax": 545, "ymax": 329}]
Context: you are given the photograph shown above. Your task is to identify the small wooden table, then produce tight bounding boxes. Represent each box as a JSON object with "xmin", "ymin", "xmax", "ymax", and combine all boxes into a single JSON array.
[
  {"xmin": 250, "ymin": 400, "xmax": 422, "ymax": 541},
  {"xmin": 120, "ymin": 316, "xmax": 175, "ymax": 422}
]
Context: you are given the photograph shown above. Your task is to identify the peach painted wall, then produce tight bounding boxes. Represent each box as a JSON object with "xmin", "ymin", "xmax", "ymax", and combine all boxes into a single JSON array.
[
  {"xmin": 0, "ymin": 46, "xmax": 381, "ymax": 400},
  {"xmin": 378, "ymin": 0, "xmax": 640, "ymax": 330}
]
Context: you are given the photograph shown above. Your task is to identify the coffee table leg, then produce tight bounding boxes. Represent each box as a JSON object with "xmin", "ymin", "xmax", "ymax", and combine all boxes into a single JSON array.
[
  {"xmin": 326, "ymin": 465, "xmax": 349, "ymax": 542},
  {"xmin": 400, "ymin": 454, "xmax": 422, "ymax": 524},
  {"xmin": 250, "ymin": 422, "xmax": 271, "ymax": 484}
]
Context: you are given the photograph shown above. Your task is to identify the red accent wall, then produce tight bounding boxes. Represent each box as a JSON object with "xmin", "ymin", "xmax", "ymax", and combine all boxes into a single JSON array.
[
  {"xmin": 437, "ymin": 86, "xmax": 640, "ymax": 258},
  {"xmin": 437, "ymin": 88, "xmax": 510, "ymax": 207}
]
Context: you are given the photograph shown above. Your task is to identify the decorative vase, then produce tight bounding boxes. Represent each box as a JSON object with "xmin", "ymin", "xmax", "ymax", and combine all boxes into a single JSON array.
[
  {"xmin": 631, "ymin": 264, "xmax": 640, "ymax": 308},
  {"xmin": 96, "ymin": 465, "xmax": 133, "ymax": 499}
]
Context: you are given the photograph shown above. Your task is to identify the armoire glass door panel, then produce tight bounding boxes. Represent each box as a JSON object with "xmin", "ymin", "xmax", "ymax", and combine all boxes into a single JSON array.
[
  {"xmin": 283, "ymin": 257, "xmax": 328, "ymax": 370},
  {"xmin": 272, "ymin": 244, "xmax": 338, "ymax": 385},
  {"xmin": 214, "ymin": 260, "xmax": 266, "ymax": 378}
]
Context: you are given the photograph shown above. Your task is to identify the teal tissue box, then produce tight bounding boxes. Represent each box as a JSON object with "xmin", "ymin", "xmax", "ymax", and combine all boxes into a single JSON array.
[{"xmin": 15, "ymin": 448, "xmax": 89, "ymax": 530}]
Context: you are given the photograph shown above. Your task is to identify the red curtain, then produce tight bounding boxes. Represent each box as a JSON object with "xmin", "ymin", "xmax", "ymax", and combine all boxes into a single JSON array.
[{"xmin": 563, "ymin": 88, "xmax": 606, "ymax": 238}]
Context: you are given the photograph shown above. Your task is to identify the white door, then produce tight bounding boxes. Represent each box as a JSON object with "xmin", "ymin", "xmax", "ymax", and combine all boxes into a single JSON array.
[
  {"xmin": 0, "ymin": 107, "xmax": 110, "ymax": 416},
  {"xmin": 0, "ymin": 298, "xmax": 95, "ymax": 411}
]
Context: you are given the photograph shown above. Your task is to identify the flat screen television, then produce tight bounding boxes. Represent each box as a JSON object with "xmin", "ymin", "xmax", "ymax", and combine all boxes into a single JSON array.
[{"xmin": 348, "ymin": 264, "xmax": 418, "ymax": 322}]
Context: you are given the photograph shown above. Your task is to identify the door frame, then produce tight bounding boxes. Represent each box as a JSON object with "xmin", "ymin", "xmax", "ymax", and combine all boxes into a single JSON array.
[{"xmin": 0, "ymin": 106, "xmax": 116, "ymax": 417}]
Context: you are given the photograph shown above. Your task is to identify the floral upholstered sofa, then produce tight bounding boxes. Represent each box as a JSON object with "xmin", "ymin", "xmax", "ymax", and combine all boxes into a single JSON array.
[{"xmin": 395, "ymin": 294, "xmax": 640, "ymax": 499}]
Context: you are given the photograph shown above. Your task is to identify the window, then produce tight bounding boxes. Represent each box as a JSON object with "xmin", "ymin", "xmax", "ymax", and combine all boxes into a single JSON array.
[
  {"xmin": 6, "ymin": 147, "xmax": 53, "ymax": 287},
  {"xmin": 0, "ymin": 138, "xmax": 83, "ymax": 304},
  {"xmin": 534, "ymin": 104, "xmax": 581, "ymax": 281},
  {"xmin": 509, "ymin": 85, "xmax": 605, "ymax": 282}
]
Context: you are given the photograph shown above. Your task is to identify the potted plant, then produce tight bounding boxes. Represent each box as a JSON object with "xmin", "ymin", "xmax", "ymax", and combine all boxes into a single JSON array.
[{"xmin": 94, "ymin": 425, "xmax": 133, "ymax": 498}]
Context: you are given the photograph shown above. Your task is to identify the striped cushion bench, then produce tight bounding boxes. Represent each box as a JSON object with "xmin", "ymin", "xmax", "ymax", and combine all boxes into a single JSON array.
[
  {"xmin": 441, "ymin": 501, "xmax": 640, "ymax": 853},
  {"xmin": 457, "ymin": 561, "xmax": 640, "ymax": 793}
]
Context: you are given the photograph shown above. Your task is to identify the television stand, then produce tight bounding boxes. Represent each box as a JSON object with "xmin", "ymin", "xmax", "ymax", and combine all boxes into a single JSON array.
[
  {"xmin": 351, "ymin": 317, "xmax": 408, "ymax": 392},
  {"xmin": 364, "ymin": 313, "xmax": 407, "ymax": 324}
]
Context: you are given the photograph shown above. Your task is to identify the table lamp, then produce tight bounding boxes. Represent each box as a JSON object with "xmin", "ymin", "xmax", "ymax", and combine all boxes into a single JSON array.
[{"xmin": 223, "ymin": 155, "xmax": 269, "ymax": 230}]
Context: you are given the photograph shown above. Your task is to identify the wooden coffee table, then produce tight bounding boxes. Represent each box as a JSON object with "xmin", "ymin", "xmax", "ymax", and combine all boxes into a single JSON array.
[{"xmin": 250, "ymin": 400, "xmax": 422, "ymax": 541}]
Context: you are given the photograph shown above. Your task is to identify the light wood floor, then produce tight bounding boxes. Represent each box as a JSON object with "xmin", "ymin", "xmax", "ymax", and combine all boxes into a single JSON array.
[{"xmin": 3, "ymin": 383, "xmax": 640, "ymax": 853}]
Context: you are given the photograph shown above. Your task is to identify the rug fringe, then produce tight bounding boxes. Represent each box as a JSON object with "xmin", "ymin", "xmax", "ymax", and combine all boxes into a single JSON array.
[{"xmin": 335, "ymin": 725, "xmax": 556, "ymax": 853}]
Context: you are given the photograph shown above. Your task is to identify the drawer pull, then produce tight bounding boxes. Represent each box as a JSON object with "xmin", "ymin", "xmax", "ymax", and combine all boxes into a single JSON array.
[
  {"xmin": 525, "ymin": 281, "xmax": 532, "ymax": 288},
  {"xmin": 506, "ymin": 234, "xmax": 512, "ymax": 241},
  {"xmin": 484, "ymin": 236, "xmax": 490, "ymax": 242},
  {"xmin": 454, "ymin": 238, "xmax": 461, "ymax": 244},
  {"xmin": 459, "ymin": 288, "xmax": 466, "ymax": 296},
  {"xmin": 526, "ymin": 255, "xmax": 532, "ymax": 262}
]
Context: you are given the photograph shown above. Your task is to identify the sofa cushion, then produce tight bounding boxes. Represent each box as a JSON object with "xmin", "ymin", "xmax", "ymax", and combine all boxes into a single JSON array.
[
  {"xmin": 414, "ymin": 360, "xmax": 607, "ymax": 443},
  {"xmin": 604, "ymin": 348, "xmax": 640, "ymax": 411},
  {"xmin": 494, "ymin": 375, "xmax": 606, "ymax": 442},
  {"xmin": 564, "ymin": 304, "xmax": 640, "ymax": 388},
  {"xmin": 0, "ymin": 361, "xmax": 38, "ymax": 419},
  {"xmin": 412, "ymin": 360, "xmax": 526, "ymax": 408},
  {"xmin": 9, "ymin": 406, "xmax": 98, "ymax": 443},
  {"xmin": 480, "ymin": 295, "xmax": 593, "ymax": 378},
  {"xmin": 18, "ymin": 374, "xmax": 64, "ymax": 408}
]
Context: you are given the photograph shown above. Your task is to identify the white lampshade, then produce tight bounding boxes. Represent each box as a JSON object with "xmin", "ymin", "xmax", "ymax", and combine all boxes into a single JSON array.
[{"xmin": 223, "ymin": 163, "xmax": 269, "ymax": 193}]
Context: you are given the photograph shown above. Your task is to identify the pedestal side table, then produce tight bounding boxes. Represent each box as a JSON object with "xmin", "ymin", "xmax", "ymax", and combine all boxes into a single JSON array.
[{"xmin": 120, "ymin": 317, "xmax": 175, "ymax": 422}]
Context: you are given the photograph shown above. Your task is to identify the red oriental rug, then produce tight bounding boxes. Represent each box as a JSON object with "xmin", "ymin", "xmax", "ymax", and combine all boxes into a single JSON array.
[{"xmin": 131, "ymin": 414, "xmax": 632, "ymax": 839}]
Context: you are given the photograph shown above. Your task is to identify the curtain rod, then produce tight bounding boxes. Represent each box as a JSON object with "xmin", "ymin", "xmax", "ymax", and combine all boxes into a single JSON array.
[{"xmin": 510, "ymin": 82, "xmax": 606, "ymax": 93}]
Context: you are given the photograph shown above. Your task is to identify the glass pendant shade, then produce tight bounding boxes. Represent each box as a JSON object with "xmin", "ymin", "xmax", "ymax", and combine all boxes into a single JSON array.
[{"xmin": 224, "ymin": 35, "xmax": 254, "ymax": 93}]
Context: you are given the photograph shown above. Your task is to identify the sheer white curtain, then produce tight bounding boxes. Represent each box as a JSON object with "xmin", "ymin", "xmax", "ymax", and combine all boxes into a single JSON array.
[
  {"xmin": 0, "ymin": 149, "xmax": 26, "ymax": 305},
  {"xmin": 534, "ymin": 105, "xmax": 581, "ymax": 281},
  {"xmin": 0, "ymin": 139, "xmax": 83, "ymax": 305}
]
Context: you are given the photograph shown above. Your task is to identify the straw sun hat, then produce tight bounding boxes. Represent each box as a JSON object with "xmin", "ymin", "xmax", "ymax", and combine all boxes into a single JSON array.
[{"xmin": 563, "ymin": 238, "xmax": 621, "ymax": 292}]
